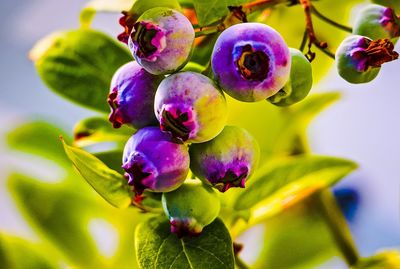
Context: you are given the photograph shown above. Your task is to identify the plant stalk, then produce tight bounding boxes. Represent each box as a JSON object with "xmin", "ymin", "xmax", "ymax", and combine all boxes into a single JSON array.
[{"xmin": 314, "ymin": 189, "xmax": 360, "ymax": 266}]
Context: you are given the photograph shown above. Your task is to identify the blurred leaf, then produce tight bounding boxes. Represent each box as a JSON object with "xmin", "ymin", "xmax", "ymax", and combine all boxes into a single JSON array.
[
  {"xmin": 193, "ymin": 0, "xmax": 249, "ymax": 26},
  {"xmin": 94, "ymin": 150, "xmax": 124, "ymax": 175},
  {"xmin": 234, "ymin": 156, "xmax": 357, "ymax": 215},
  {"xmin": 0, "ymin": 234, "xmax": 58, "ymax": 269},
  {"xmin": 7, "ymin": 174, "xmax": 102, "ymax": 267},
  {"xmin": 136, "ymin": 217, "xmax": 234, "ymax": 269},
  {"xmin": 63, "ymin": 139, "xmax": 133, "ymax": 208},
  {"xmin": 32, "ymin": 29, "xmax": 131, "ymax": 112},
  {"xmin": 250, "ymin": 198, "xmax": 338, "ymax": 269},
  {"xmin": 80, "ymin": 0, "xmax": 181, "ymax": 28},
  {"xmin": 73, "ymin": 117, "xmax": 133, "ymax": 148},
  {"xmin": 7, "ymin": 121, "xmax": 71, "ymax": 167},
  {"xmin": 352, "ymin": 250, "xmax": 400, "ymax": 269},
  {"xmin": 80, "ymin": 0, "xmax": 133, "ymax": 28},
  {"xmin": 227, "ymin": 92, "xmax": 340, "ymax": 161}
]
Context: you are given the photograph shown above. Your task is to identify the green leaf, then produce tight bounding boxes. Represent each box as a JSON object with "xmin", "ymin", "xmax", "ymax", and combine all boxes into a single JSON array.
[
  {"xmin": 135, "ymin": 217, "xmax": 234, "ymax": 269},
  {"xmin": 94, "ymin": 150, "xmax": 124, "ymax": 175},
  {"xmin": 251, "ymin": 198, "xmax": 338, "ymax": 269},
  {"xmin": 73, "ymin": 117, "xmax": 133, "ymax": 148},
  {"xmin": 193, "ymin": 0, "xmax": 249, "ymax": 26},
  {"xmin": 7, "ymin": 174, "xmax": 101, "ymax": 267},
  {"xmin": 353, "ymin": 250, "xmax": 400, "ymax": 269},
  {"xmin": 32, "ymin": 29, "xmax": 131, "ymax": 112},
  {"xmin": 234, "ymin": 156, "xmax": 357, "ymax": 216},
  {"xmin": 7, "ymin": 121, "xmax": 71, "ymax": 167},
  {"xmin": 62, "ymin": 139, "xmax": 133, "ymax": 208},
  {"xmin": 227, "ymin": 92, "xmax": 340, "ymax": 161},
  {"xmin": 80, "ymin": 0, "xmax": 133, "ymax": 28},
  {"xmin": 0, "ymin": 234, "xmax": 58, "ymax": 269},
  {"xmin": 80, "ymin": 0, "xmax": 181, "ymax": 28}
]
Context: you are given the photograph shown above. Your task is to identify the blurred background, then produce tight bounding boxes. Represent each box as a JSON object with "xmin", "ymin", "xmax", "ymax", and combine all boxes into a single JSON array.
[{"xmin": 0, "ymin": 0, "xmax": 399, "ymax": 268}]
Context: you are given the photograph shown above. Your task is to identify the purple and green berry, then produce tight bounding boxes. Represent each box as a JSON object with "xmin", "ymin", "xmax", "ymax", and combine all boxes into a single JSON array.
[
  {"xmin": 162, "ymin": 181, "xmax": 220, "ymax": 237},
  {"xmin": 268, "ymin": 48, "xmax": 313, "ymax": 106},
  {"xmin": 122, "ymin": 127, "xmax": 190, "ymax": 195},
  {"xmin": 189, "ymin": 125, "xmax": 260, "ymax": 192},
  {"xmin": 336, "ymin": 35, "xmax": 398, "ymax": 84},
  {"xmin": 211, "ymin": 22, "xmax": 291, "ymax": 102},
  {"xmin": 107, "ymin": 61, "xmax": 163, "ymax": 129},
  {"xmin": 154, "ymin": 71, "xmax": 228, "ymax": 143},
  {"xmin": 353, "ymin": 4, "xmax": 400, "ymax": 41},
  {"xmin": 128, "ymin": 7, "xmax": 195, "ymax": 75}
]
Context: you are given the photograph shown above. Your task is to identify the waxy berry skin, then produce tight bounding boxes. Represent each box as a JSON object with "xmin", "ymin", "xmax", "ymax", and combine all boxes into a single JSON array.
[
  {"xmin": 336, "ymin": 35, "xmax": 398, "ymax": 84},
  {"xmin": 189, "ymin": 126, "xmax": 260, "ymax": 192},
  {"xmin": 211, "ymin": 23, "xmax": 291, "ymax": 102},
  {"xmin": 107, "ymin": 61, "xmax": 163, "ymax": 129},
  {"xmin": 268, "ymin": 48, "xmax": 313, "ymax": 106},
  {"xmin": 162, "ymin": 181, "xmax": 220, "ymax": 237},
  {"xmin": 122, "ymin": 127, "xmax": 190, "ymax": 195},
  {"xmin": 353, "ymin": 4, "xmax": 400, "ymax": 40},
  {"xmin": 128, "ymin": 8, "xmax": 195, "ymax": 75},
  {"xmin": 154, "ymin": 71, "xmax": 228, "ymax": 144}
]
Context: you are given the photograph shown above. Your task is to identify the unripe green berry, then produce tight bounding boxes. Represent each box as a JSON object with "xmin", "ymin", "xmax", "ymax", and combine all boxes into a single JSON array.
[
  {"xmin": 372, "ymin": 0, "xmax": 400, "ymax": 11},
  {"xmin": 268, "ymin": 48, "xmax": 313, "ymax": 106},
  {"xmin": 353, "ymin": 4, "xmax": 400, "ymax": 41},
  {"xmin": 335, "ymin": 35, "xmax": 398, "ymax": 84},
  {"xmin": 162, "ymin": 181, "xmax": 220, "ymax": 237}
]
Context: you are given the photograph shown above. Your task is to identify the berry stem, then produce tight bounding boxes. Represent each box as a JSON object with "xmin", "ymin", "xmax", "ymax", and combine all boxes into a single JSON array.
[
  {"xmin": 195, "ymin": 26, "xmax": 221, "ymax": 37},
  {"xmin": 310, "ymin": 6, "xmax": 353, "ymax": 33},
  {"xmin": 313, "ymin": 189, "xmax": 360, "ymax": 266},
  {"xmin": 300, "ymin": 0, "xmax": 326, "ymax": 61},
  {"xmin": 194, "ymin": 0, "xmax": 296, "ymax": 37}
]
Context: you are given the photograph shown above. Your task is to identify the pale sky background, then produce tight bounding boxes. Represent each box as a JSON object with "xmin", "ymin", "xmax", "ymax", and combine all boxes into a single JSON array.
[{"xmin": 0, "ymin": 0, "xmax": 399, "ymax": 268}]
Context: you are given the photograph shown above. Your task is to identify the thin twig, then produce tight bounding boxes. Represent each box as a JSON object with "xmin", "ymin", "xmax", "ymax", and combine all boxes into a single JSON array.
[
  {"xmin": 299, "ymin": 28, "xmax": 308, "ymax": 52},
  {"xmin": 311, "ymin": 6, "xmax": 353, "ymax": 33}
]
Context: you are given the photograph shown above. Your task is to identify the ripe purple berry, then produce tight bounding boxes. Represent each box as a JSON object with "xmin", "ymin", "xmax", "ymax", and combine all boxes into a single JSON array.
[
  {"xmin": 154, "ymin": 71, "xmax": 228, "ymax": 143},
  {"xmin": 107, "ymin": 61, "xmax": 163, "ymax": 129},
  {"xmin": 211, "ymin": 22, "xmax": 291, "ymax": 102},
  {"xmin": 162, "ymin": 181, "xmax": 220, "ymax": 237},
  {"xmin": 353, "ymin": 4, "xmax": 400, "ymax": 40},
  {"xmin": 128, "ymin": 8, "xmax": 195, "ymax": 75},
  {"xmin": 122, "ymin": 127, "xmax": 190, "ymax": 195},
  {"xmin": 336, "ymin": 35, "xmax": 398, "ymax": 84},
  {"xmin": 189, "ymin": 126, "xmax": 260, "ymax": 192}
]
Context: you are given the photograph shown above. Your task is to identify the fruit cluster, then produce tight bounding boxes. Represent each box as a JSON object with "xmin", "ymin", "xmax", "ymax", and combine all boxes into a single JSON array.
[
  {"xmin": 108, "ymin": 4, "xmax": 399, "ymax": 237},
  {"xmin": 107, "ymin": 7, "xmax": 316, "ymax": 237}
]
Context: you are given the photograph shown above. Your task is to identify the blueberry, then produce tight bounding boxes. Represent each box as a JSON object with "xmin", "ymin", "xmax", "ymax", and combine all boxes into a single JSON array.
[
  {"xmin": 122, "ymin": 127, "xmax": 190, "ymax": 195},
  {"xmin": 107, "ymin": 61, "xmax": 163, "ymax": 129},
  {"xmin": 128, "ymin": 8, "xmax": 195, "ymax": 75},
  {"xmin": 268, "ymin": 48, "xmax": 313, "ymax": 106},
  {"xmin": 189, "ymin": 125, "xmax": 260, "ymax": 192},
  {"xmin": 353, "ymin": 4, "xmax": 400, "ymax": 41},
  {"xmin": 154, "ymin": 71, "xmax": 228, "ymax": 143},
  {"xmin": 211, "ymin": 22, "xmax": 291, "ymax": 102},
  {"xmin": 335, "ymin": 35, "xmax": 398, "ymax": 84},
  {"xmin": 333, "ymin": 187, "xmax": 360, "ymax": 222},
  {"xmin": 162, "ymin": 181, "xmax": 220, "ymax": 237}
]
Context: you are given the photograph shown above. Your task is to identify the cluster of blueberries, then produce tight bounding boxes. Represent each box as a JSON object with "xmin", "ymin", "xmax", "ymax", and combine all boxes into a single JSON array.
[{"xmin": 107, "ymin": 4, "xmax": 399, "ymax": 236}]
